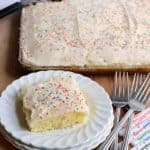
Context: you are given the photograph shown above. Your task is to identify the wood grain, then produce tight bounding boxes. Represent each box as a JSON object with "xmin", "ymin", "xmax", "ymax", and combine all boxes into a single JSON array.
[{"xmin": 0, "ymin": 11, "xmax": 25, "ymax": 150}]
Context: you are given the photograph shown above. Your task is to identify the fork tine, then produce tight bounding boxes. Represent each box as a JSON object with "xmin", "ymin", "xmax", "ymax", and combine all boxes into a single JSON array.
[
  {"xmin": 113, "ymin": 72, "xmax": 118, "ymax": 97},
  {"xmin": 134, "ymin": 73, "xmax": 150, "ymax": 100},
  {"xmin": 139, "ymin": 74, "xmax": 143, "ymax": 85},
  {"xmin": 137, "ymin": 78, "xmax": 150, "ymax": 103},
  {"xmin": 134, "ymin": 73, "xmax": 139, "ymax": 92},
  {"xmin": 126, "ymin": 72, "xmax": 129, "ymax": 100},
  {"xmin": 142, "ymin": 88, "xmax": 150, "ymax": 104},
  {"xmin": 130, "ymin": 73, "xmax": 137, "ymax": 97},
  {"xmin": 117, "ymin": 72, "xmax": 121, "ymax": 97},
  {"xmin": 122, "ymin": 72, "xmax": 125, "ymax": 97}
]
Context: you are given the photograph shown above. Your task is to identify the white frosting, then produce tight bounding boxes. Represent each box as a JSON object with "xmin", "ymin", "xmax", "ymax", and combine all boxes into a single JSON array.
[
  {"xmin": 20, "ymin": 0, "xmax": 150, "ymax": 67},
  {"xmin": 21, "ymin": 76, "xmax": 89, "ymax": 125}
]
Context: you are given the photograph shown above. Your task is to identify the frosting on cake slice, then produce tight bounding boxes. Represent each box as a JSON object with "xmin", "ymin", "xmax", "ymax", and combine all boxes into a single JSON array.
[{"xmin": 20, "ymin": 76, "xmax": 89, "ymax": 132}]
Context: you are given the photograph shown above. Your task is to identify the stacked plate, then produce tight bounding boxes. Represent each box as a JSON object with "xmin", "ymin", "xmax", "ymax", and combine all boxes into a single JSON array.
[{"xmin": 0, "ymin": 71, "xmax": 114, "ymax": 150}]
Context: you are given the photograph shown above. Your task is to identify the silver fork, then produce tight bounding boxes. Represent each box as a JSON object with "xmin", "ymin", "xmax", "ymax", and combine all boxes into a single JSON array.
[
  {"xmin": 121, "ymin": 73, "xmax": 146, "ymax": 150},
  {"xmin": 97, "ymin": 73, "xmax": 150, "ymax": 150},
  {"xmin": 110, "ymin": 72, "xmax": 129, "ymax": 150}
]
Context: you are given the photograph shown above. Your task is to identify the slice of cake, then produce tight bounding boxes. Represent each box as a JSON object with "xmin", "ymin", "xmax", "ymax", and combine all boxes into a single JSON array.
[{"xmin": 19, "ymin": 76, "xmax": 89, "ymax": 132}]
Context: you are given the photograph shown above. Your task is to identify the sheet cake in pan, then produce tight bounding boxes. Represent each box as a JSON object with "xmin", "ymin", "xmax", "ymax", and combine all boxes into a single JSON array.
[{"xmin": 19, "ymin": 0, "xmax": 150, "ymax": 72}]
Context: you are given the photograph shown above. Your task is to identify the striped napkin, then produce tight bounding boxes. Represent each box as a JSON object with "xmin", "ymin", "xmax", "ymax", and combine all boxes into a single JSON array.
[{"xmin": 120, "ymin": 107, "xmax": 150, "ymax": 150}]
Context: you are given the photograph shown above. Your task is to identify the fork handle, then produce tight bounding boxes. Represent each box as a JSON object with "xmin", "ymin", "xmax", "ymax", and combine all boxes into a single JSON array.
[
  {"xmin": 97, "ymin": 109, "xmax": 134, "ymax": 150},
  {"xmin": 110, "ymin": 107, "xmax": 121, "ymax": 150},
  {"xmin": 121, "ymin": 112, "xmax": 134, "ymax": 150}
]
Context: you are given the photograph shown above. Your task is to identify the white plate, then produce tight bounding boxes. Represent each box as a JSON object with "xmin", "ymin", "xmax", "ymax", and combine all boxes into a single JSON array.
[
  {"xmin": 0, "ymin": 119, "xmax": 113, "ymax": 150},
  {"xmin": 0, "ymin": 70, "xmax": 113, "ymax": 149}
]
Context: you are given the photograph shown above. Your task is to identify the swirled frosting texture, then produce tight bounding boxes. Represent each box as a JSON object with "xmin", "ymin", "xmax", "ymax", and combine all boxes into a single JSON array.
[{"xmin": 20, "ymin": 0, "xmax": 150, "ymax": 67}]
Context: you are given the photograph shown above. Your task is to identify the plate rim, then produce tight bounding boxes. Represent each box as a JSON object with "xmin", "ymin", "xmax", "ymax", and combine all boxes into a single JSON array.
[{"xmin": 0, "ymin": 118, "xmax": 114, "ymax": 150}]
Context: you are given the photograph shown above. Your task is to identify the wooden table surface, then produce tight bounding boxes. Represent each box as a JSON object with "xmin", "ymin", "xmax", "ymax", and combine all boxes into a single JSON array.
[{"xmin": 2, "ymin": 10, "xmax": 149, "ymax": 150}]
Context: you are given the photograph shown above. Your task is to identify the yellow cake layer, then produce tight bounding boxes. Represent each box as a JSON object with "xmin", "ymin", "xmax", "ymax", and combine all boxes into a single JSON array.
[{"xmin": 28, "ymin": 112, "xmax": 87, "ymax": 132}]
